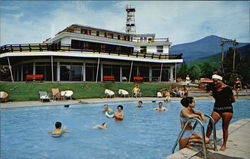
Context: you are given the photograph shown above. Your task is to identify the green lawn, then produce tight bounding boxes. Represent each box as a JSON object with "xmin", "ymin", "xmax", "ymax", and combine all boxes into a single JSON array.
[{"xmin": 0, "ymin": 82, "xmax": 174, "ymax": 101}]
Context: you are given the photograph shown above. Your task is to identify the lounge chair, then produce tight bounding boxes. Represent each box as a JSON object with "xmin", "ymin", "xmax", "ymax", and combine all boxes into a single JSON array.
[
  {"xmin": 39, "ymin": 91, "xmax": 50, "ymax": 102},
  {"xmin": 0, "ymin": 91, "xmax": 9, "ymax": 103},
  {"xmin": 104, "ymin": 89, "xmax": 115, "ymax": 98},
  {"xmin": 52, "ymin": 88, "xmax": 64, "ymax": 100},
  {"xmin": 157, "ymin": 92, "xmax": 163, "ymax": 98},
  {"xmin": 118, "ymin": 89, "xmax": 129, "ymax": 97},
  {"xmin": 61, "ymin": 90, "xmax": 74, "ymax": 100}
]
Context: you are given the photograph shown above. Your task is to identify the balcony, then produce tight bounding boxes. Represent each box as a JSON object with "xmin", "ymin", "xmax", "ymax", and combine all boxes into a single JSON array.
[{"xmin": 0, "ymin": 43, "xmax": 182, "ymax": 60}]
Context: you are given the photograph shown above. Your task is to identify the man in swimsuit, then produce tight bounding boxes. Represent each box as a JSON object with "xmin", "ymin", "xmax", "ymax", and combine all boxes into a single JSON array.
[
  {"xmin": 153, "ymin": 102, "xmax": 167, "ymax": 111},
  {"xmin": 206, "ymin": 74, "xmax": 235, "ymax": 151}
]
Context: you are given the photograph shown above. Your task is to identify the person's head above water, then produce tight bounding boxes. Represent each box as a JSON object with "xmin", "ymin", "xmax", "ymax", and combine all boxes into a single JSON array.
[
  {"xmin": 180, "ymin": 97, "xmax": 194, "ymax": 107},
  {"xmin": 104, "ymin": 104, "xmax": 109, "ymax": 110},
  {"xmin": 55, "ymin": 121, "xmax": 62, "ymax": 129},
  {"xmin": 158, "ymin": 102, "xmax": 163, "ymax": 107},
  {"xmin": 117, "ymin": 105, "xmax": 123, "ymax": 110}
]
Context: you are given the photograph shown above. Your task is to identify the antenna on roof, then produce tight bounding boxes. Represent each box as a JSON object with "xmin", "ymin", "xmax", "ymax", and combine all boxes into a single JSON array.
[{"xmin": 126, "ymin": 5, "xmax": 136, "ymax": 34}]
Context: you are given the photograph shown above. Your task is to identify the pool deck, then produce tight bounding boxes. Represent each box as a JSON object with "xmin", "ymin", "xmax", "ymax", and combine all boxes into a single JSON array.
[
  {"xmin": 0, "ymin": 96, "xmax": 217, "ymax": 108},
  {"xmin": 165, "ymin": 118, "xmax": 250, "ymax": 159}
]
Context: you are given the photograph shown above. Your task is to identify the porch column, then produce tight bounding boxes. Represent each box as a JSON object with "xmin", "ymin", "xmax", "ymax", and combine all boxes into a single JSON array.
[
  {"xmin": 159, "ymin": 63, "xmax": 163, "ymax": 82},
  {"xmin": 21, "ymin": 64, "xmax": 23, "ymax": 81},
  {"xmin": 129, "ymin": 61, "xmax": 133, "ymax": 83},
  {"xmin": 51, "ymin": 56, "xmax": 54, "ymax": 82},
  {"xmin": 149, "ymin": 66, "xmax": 152, "ymax": 82},
  {"xmin": 100, "ymin": 63, "xmax": 103, "ymax": 82},
  {"xmin": 7, "ymin": 57, "xmax": 14, "ymax": 83},
  {"xmin": 120, "ymin": 66, "xmax": 122, "ymax": 82},
  {"xmin": 57, "ymin": 62, "xmax": 60, "ymax": 81},
  {"xmin": 96, "ymin": 58, "xmax": 100, "ymax": 83},
  {"xmin": 137, "ymin": 66, "xmax": 139, "ymax": 76},
  {"xmin": 33, "ymin": 62, "xmax": 36, "ymax": 75},
  {"xmin": 170, "ymin": 65, "xmax": 174, "ymax": 82},
  {"xmin": 82, "ymin": 62, "xmax": 86, "ymax": 81},
  {"xmin": 174, "ymin": 63, "xmax": 177, "ymax": 82},
  {"xmin": 16, "ymin": 67, "xmax": 19, "ymax": 81}
]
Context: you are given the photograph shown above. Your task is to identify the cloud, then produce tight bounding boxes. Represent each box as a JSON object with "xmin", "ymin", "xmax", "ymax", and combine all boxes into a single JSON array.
[{"xmin": 0, "ymin": 1, "xmax": 249, "ymax": 45}]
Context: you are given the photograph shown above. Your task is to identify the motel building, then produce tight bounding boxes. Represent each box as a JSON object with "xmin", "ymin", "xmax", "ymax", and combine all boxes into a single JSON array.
[{"xmin": 0, "ymin": 24, "xmax": 183, "ymax": 83}]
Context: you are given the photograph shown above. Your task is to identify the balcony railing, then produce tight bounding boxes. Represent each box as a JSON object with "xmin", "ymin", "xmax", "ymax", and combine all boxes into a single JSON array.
[{"xmin": 0, "ymin": 43, "xmax": 182, "ymax": 60}]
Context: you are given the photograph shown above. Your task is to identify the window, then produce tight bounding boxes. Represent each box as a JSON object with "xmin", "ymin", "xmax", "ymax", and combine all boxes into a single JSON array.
[
  {"xmin": 157, "ymin": 46, "xmax": 163, "ymax": 53},
  {"xmin": 140, "ymin": 46, "xmax": 146, "ymax": 53},
  {"xmin": 81, "ymin": 29, "xmax": 88, "ymax": 34},
  {"xmin": 88, "ymin": 30, "xmax": 91, "ymax": 35},
  {"xmin": 96, "ymin": 31, "xmax": 99, "ymax": 36},
  {"xmin": 118, "ymin": 35, "xmax": 120, "ymax": 40},
  {"xmin": 104, "ymin": 32, "xmax": 107, "ymax": 37}
]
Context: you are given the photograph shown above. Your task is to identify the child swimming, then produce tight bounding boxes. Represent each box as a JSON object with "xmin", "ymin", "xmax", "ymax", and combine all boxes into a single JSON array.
[{"xmin": 48, "ymin": 121, "xmax": 70, "ymax": 137}]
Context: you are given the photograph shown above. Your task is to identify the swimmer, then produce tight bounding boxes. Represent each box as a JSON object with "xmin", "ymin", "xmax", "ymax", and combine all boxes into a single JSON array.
[
  {"xmin": 48, "ymin": 121, "xmax": 70, "ymax": 137},
  {"xmin": 97, "ymin": 122, "xmax": 108, "ymax": 129},
  {"xmin": 137, "ymin": 101, "xmax": 143, "ymax": 108},
  {"xmin": 103, "ymin": 104, "xmax": 114, "ymax": 118},
  {"xmin": 102, "ymin": 104, "xmax": 114, "ymax": 113},
  {"xmin": 114, "ymin": 105, "xmax": 124, "ymax": 121},
  {"xmin": 153, "ymin": 102, "xmax": 167, "ymax": 111}
]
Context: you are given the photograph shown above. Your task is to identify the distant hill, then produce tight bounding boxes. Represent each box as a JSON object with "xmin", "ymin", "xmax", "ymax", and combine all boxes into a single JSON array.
[
  {"xmin": 170, "ymin": 35, "xmax": 249, "ymax": 62},
  {"xmin": 187, "ymin": 43, "xmax": 250, "ymax": 68}
]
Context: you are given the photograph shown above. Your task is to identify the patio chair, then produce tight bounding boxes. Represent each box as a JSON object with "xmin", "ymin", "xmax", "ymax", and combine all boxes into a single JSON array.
[
  {"xmin": 61, "ymin": 90, "xmax": 74, "ymax": 100},
  {"xmin": 157, "ymin": 92, "xmax": 163, "ymax": 98},
  {"xmin": 52, "ymin": 88, "xmax": 64, "ymax": 100},
  {"xmin": 0, "ymin": 91, "xmax": 9, "ymax": 103},
  {"xmin": 104, "ymin": 89, "xmax": 115, "ymax": 98},
  {"xmin": 39, "ymin": 91, "xmax": 50, "ymax": 102},
  {"xmin": 118, "ymin": 89, "xmax": 129, "ymax": 97}
]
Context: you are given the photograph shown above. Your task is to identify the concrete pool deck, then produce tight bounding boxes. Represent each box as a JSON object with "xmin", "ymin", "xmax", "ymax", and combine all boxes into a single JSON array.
[
  {"xmin": 166, "ymin": 118, "xmax": 250, "ymax": 159},
  {"xmin": 0, "ymin": 96, "xmax": 217, "ymax": 108}
]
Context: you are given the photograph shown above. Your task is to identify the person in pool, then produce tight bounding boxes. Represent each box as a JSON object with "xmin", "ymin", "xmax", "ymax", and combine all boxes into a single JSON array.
[
  {"xmin": 97, "ymin": 122, "xmax": 108, "ymax": 129},
  {"xmin": 137, "ymin": 101, "xmax": 143, "ymax": 108},
  {"xmin": 153, "ymin": 102, "xmax": 167, "ymax": 111},
  {"xmin": 103, "ymin": 104, "xmax": 114, "ymax": 118},
  {"xmin": 48, "ymin": 121, "xmax": 70, "ymax": 137},
  {"xmin": 179, "ymin": 97, "xmax": 209, "ymax": 149},
  {"xmin": 114, "ymin": 105, "xmax": 124, "ymax": 121}
]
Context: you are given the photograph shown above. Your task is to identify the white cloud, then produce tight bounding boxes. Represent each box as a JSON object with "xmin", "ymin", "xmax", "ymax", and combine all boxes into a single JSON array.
[{"xmin": 0, "ymin": 1, "xmax": 249, "ymax": 45}]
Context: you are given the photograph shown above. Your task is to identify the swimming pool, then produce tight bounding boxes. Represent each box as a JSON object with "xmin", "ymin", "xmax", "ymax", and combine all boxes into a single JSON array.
[{"xmin": 1, "ymin": 98, "xmax": 250, "ymax": 159}]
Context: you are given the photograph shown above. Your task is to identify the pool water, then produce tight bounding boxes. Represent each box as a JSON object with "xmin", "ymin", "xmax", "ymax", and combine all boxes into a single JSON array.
[{"xmin": 1, "ymin": 98, "xmax": 250, "ymax": 159}]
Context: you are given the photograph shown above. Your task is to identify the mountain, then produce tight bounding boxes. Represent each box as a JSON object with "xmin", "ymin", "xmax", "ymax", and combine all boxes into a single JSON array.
[
  {"xmin": 187, "ymin": 43, "xmax": 250, "ymax": 68},
  {"xmin": 170, "ymin": 35, "xmax": 249, "ymax": 62}
]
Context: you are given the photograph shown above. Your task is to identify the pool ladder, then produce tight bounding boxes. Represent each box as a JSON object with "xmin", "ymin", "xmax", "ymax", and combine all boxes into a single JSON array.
[{"xmin": 171, "ymin": 114, "xmax": 218, "ymax": 159}]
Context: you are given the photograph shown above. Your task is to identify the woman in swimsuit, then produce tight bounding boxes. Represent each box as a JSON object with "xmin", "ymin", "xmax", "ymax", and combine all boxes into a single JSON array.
[
  {"xmin": 179, "ymin": 97, "xmax": 209, "ymax": 149},
  {"xmin": 206, "ymin": 74, "xmax": 235, "ymax": 151},
  {"xmin": 234, "ymin": 77, "xmax": 242, "ymax": 98}
]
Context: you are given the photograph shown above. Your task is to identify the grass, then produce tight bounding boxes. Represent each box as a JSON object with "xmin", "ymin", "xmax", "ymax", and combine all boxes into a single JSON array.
[{"xmin": 0, "ymin": 82, "xmax": 174, "ymax": 101}]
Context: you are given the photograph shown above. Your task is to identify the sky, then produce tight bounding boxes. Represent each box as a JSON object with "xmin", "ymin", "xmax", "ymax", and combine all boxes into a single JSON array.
[{"xmin": 0, "ymin": 1, "xmax": 249, "ymax": 45}]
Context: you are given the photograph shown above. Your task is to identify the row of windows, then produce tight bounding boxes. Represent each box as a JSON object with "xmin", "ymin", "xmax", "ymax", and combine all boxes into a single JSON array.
[{"xmin": 80, "ymin": 29, "xmax": 132, "ymax": 41}]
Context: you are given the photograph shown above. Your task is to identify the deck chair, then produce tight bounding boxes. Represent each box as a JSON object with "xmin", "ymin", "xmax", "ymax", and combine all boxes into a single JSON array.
[
  {"xmin": 157, "ymin": 92, "xmax": 163, "ymax": 98},
  {"xmin": 105, "ymin": 89, "xmax": 115, "ymax": 98},
  {"xmin": 61, "ymin": 90, "xmax": 74, "ymax": 100},
  {"xmin": 52, "ymin": 88, "xmax": 64, "ymax": 100},
  {"xmin": 118, "ymin": 89, "xmax": 129, "ymax": 97},
  {"xmin": 0, "ymin": 91, "xmax": 9, "ymax": 103},
  {"xmin": 39, "ymin": 91, "xmax": 50, "ymax": 102}
]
